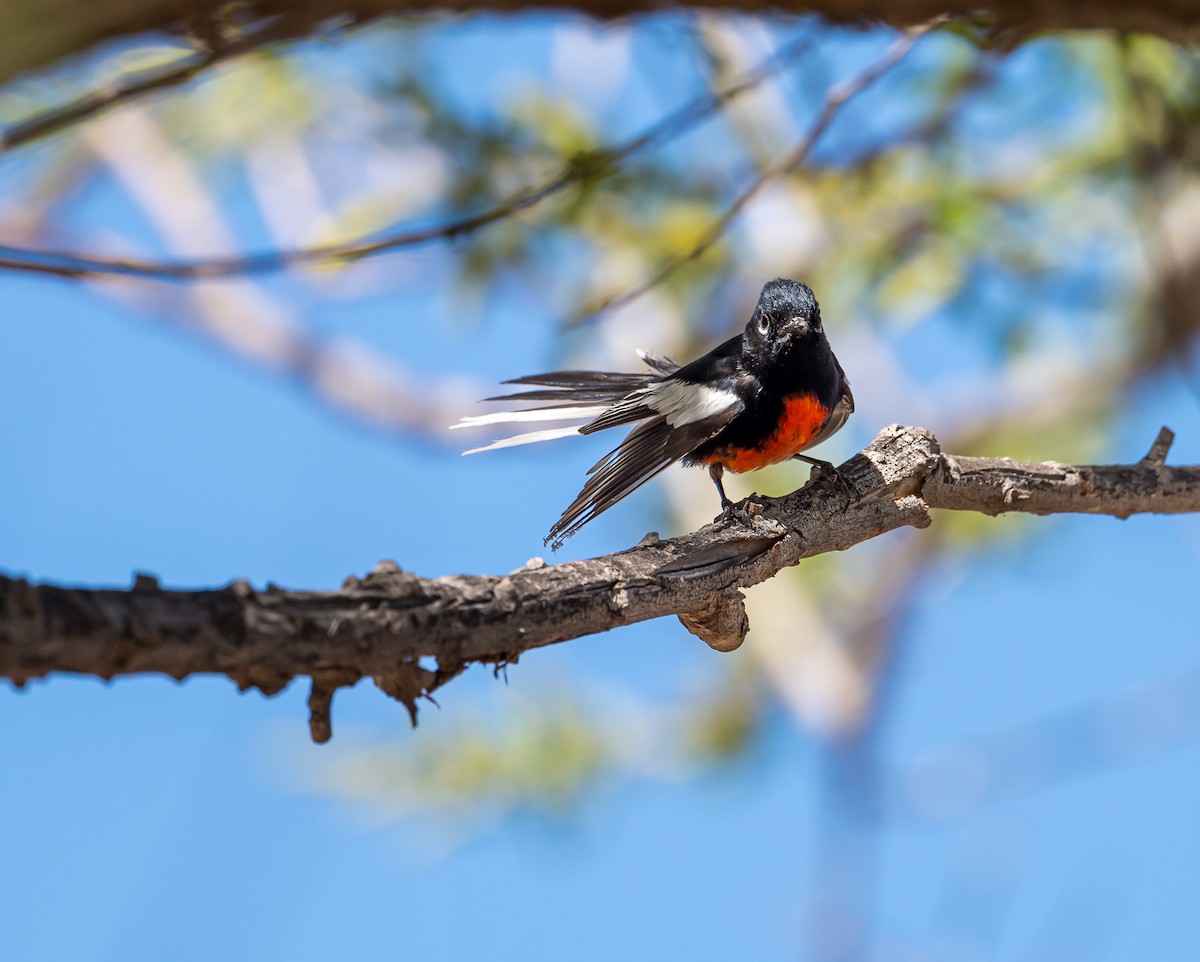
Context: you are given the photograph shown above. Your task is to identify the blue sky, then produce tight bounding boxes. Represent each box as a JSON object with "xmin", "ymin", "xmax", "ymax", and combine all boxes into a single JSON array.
[{"xmin": 2, "ymin": 15, "xmax": 1200, "ymax": 961}]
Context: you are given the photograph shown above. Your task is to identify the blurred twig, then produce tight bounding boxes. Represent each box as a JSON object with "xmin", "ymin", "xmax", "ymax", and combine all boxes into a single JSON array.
[
  {"xmin": 798, "ymin": 530, "xmax": 943, "ymax": 962},
  {"xmin": 82, "ymin": 106, "xmax": 477, "ymax": 440},
  {"xmin": 0, "ymin": 14, "xmax": 314, "ymax": 154},
  {"xmin": 882, "ymin": 659, "xmax": 1200, "ymax": 824},
  {"xmin": 0, "ymin": 32, "xmax": 817, "ymax": 281},
  {"xmin": 3, "ymin": 53, "xmax": 219, "ymax": 154},
  {"xmin": 571, "ymin": 18, "xmax": 945, "ymax": 326}
]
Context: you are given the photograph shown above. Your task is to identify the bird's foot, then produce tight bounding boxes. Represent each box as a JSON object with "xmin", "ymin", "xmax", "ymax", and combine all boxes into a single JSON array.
[
  {"xmin": 805, "ymin": 460, "xmax": 834, "ymax": 483},
  {"xmin": 718, "ymin": 494, "xmax": 765, "ymax": 524},
  {"xmin": 803, "ymin": 460, "xmax": 854, "ymax": 497}
]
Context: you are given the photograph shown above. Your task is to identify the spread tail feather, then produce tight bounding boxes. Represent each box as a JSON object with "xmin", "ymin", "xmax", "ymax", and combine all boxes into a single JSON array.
[
  {"xmin": 456, "ymin": 353, "xmax": 737, "ymax": 547},
  {"xmin": 462, "ymin": 424, "xmax": 586, "ymax": 455},
  {"xmin": 454, "ymin": 365, "xmax": 663, "ymax": 455},
  {"xmin": 452, "ymin": 405, "xmax": 609, "ymax": 430}
]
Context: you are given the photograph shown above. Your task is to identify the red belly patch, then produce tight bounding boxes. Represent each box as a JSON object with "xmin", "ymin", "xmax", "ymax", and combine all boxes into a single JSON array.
[{"xmin": 708, "ymin": 393, "xmax": 828, "ymax": 474}]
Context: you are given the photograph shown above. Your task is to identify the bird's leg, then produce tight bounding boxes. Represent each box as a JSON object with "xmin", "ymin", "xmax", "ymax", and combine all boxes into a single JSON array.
[{"xmin": 709, "ymin": 463, "xmax": 734, "ymax": 510}]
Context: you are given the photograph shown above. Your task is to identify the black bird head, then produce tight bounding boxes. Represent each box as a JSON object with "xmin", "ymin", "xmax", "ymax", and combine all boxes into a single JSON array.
[{"xmin": 743, "ymin": 278, "xmax": 823, "ymax": 362}]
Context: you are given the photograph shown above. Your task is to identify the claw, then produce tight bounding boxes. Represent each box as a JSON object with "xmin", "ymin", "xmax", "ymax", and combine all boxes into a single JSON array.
[{"xmin": 794, "ymin": 453, "xmax": 852, "ymax": 495}]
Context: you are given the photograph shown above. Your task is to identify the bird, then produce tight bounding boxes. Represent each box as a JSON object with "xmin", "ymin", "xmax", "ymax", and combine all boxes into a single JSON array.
[{"xmin": 453, "ymin": 278, "xmax": 854, "ymax": 549}]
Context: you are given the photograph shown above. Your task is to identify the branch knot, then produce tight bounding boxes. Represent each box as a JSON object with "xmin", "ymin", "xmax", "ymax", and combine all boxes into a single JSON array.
[{"xmin": 678, "ymin": 591, "xmax": 749, "ymax": 652}]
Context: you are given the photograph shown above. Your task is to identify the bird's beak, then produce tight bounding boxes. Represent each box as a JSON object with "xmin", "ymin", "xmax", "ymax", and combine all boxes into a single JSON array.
[{"xmin": 786, "ymin": 316, "xmax": 811, "ymax": 336}]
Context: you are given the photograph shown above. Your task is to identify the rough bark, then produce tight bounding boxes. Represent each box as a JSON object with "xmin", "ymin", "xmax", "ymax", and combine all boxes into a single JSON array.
[
  {"xmin": 2, "ymin": 0, "xmax": 1198, "ymax": 88},
  {"xmin": 2, "ymin": 424, "xmax": 1196, "ymax": 742}
]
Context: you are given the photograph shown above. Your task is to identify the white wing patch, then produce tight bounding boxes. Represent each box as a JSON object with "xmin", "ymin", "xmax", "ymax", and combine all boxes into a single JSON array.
[{"xmin": 645, "ymin": 381, "xmax": 741, "ymax": 427}]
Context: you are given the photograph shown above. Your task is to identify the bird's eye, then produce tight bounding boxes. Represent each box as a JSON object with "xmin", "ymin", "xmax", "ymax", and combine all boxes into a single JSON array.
[{"xmin": 757, "ymin": 316, "xmax": 771, "ymax": 336}]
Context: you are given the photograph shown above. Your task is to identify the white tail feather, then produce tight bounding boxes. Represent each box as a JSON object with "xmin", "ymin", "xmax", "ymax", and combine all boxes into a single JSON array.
[
  {"xmin": 462, "ymin": 424, "xmax": 585, "ymax": 455},
  {"xmin": 451, "ymin": 405, "xmax": 607, "ymax": 430}
]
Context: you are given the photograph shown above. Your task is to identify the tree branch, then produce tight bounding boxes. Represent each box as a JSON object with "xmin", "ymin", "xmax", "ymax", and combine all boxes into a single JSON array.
[
  {"xmin": 76, "ymin": 105, "xmax": 481, "ymax": 443},
  {"xmin": 1, "ymin": 0, "xmax": 1195, "ymax": 91},
  {"xmin": 0, "ymin": 14, "xmax": 314, "ymax": 155},
  {"xmin": 2, "ymin": 424, "xmax": 1197, "ymax": 742},
  {"xmin": 0, "ymin": 31, "xmax": 818, "ymax": 280}
]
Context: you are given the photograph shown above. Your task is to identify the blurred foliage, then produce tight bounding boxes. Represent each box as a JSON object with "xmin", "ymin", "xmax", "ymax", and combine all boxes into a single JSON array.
[
  {"xmin": 2, "ymin": 14, "xmax": 1199, "ymax": 841},
  {"xmin": 322, "ymin": 700, "xmax": 614, "ymax": 825},
  {"xmin": 298, "ymin": 673, "xmax": 766, "ymax": 832}
]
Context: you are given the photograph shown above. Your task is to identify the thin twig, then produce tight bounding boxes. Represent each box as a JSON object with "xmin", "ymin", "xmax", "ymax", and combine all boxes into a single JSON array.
[
  {"xmin": 77, "ymin": 105, "xmax": 479, "ymax": 441},
  {"xmin": 571, "ymin": 17, "xmax": 946, "ymax": 326},
  {"xmin": 882, "ymin": 659, "xmax": 1200, "ymax": 823},
  {"xmin": 0, "ymin": 16, "xmax": 313, "ymax": 155},
  {"xmin": 1, "ymin": 51, "xmax": 218, "ymax": 154},
  {"xmin": 0, "ymin": 32, "xmax": 817, "ymax": 282}
]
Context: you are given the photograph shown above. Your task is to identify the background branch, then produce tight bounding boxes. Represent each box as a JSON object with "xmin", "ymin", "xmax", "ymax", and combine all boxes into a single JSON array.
[
  {"xmin": 1, "ymin": 0, "xmax": 1196, "ymax": 93},
  {"xmin": 0, "ymin": 13, "xmax": 314, "ymax": 154},
  {"xmin": 573, "ymin": 18, "xmax": 939, "ymax": 324},
  {"xmin": 0, "ymin": 31, "xmax": 818, "ymax": 280},
  {"xmin": 2, "ymin": 424, "xmax": 1196, "ymax": 743},
  {"xmin": 77, "ymin": 105, "xmax": 479, "ymax": 440}
]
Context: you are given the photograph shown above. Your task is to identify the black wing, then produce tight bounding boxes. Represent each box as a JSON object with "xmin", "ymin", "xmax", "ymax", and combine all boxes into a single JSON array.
[
  {"xmin": 668, "ymin": 333, "xmax": 744, "ymax": 386},
  {"xmin": 546, "ymin": 407, "xmax": 741, "ymax": 549},
  {"xmin": 485, "ymin": 370, "xmax": 659, "ymax": 406}
]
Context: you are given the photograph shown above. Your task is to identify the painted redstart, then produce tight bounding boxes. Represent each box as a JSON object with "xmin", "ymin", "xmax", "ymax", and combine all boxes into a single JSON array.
[{"xmin": 455, "ymin": 278, "xmax": 853, "ymax": 549}]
